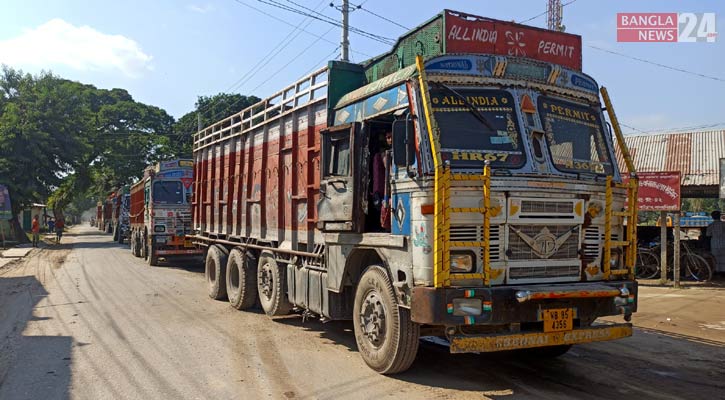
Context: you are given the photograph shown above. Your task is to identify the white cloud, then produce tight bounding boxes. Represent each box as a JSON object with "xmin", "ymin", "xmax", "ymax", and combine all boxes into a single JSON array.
[
  {"xmin": 0, "ymin": 19, "xmax": 153, "ymax": 78},
  {"xmin": 187, "ymin": 4, "xmax": 215, "ymax": 14}
]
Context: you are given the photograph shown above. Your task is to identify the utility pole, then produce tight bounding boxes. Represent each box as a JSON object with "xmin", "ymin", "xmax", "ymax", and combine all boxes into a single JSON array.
[{"xmin": 340, "ymin": 0, "xmax": 350, "ymax": 62}]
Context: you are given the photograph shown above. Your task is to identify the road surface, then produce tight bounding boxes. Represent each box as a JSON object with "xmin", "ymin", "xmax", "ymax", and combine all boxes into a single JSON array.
[{"xmin": 1, "ymin": 225, "xmax": 723, "ymax": 399}]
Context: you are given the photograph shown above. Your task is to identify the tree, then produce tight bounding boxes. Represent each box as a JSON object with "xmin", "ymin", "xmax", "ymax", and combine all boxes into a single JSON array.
[{"xmin": 170, "ymin": 93, "xmax": 261, "ymax": 157}]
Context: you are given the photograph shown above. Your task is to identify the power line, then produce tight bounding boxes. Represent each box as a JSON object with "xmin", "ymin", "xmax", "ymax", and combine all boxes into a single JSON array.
[
  {"xmin": 254, "ymin": 0, "xmax": 395, "ymax": 45},
  {"xmin": 587, "ymin": 45, "xmax": 725, "ymax": 83},
  {"xmin": 195, "ymin": 0, "xmax": 327, "ymax": 121},
  {"xmin": 519, "ymin": 0, "xmax": 578, "ymax": 25},
  {"xmin": 230, "ymin": 0, "xmax": 372, "ymax": 57},
  {"xmin": 621, "ymin": 121, "xmax": 725, "ymax": 135},
  {"xmin": 353, "ymin": 3, "xmax": 410, "ymax": 31}
]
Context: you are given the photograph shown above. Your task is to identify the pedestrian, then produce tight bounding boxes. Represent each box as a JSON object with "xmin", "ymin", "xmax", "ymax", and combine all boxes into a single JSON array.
[
  {"xmin": 31, "ymin": 214, "xmax": 40, "ymax": 247},
  {"xmin": 47, "ymin": 218, "xmax": 55, "ymax": 235},
  {"xmin": 371, "ymin": 130, "xmax": 393, "ymax": 231},
  {"xmin": 706, "ymin": 210, "xmax": 725, "ymax": 275},
  {"xmin": 55, "ymin": 217, "xmax": 65, "ymax": 244}
]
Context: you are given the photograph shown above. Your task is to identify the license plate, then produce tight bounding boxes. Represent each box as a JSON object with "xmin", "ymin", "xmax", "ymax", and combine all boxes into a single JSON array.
[
  {"xmin": 542, "ymin": 308, "xmax": 573, "ymax": 332},
  {"xmin": 184, "ymin": 239, "xmax": 193, "ymax": 248}
]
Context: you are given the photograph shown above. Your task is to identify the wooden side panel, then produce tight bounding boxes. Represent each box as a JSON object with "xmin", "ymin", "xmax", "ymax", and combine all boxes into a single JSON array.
[
  {"xmin": 193, "ymin": 101, "xmax": 326, "ymax": 248},
  {"xmin": 130, "ymin": 181, "xmax": 145, "ymax": 226},
  {"xmin": 221, "ymin": 140, "xmax": 232, "ymax": 234}
]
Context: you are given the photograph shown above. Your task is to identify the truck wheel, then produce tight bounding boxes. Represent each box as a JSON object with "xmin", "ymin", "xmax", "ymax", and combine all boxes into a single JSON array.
[
  {"xmin": 353, "ymin": 265, "xmax": 419, "ymax": 374},
  {"xmin": 226, "ymin": 249, "xmax": 258, "ymax": 310},
  {"xmin": 147, "ymin": 240, "xmax": 159, "ymax": 266},
  {"xmin": 132, "ymin": 232, "xmax": 141, "ymax": 257},
  {"xmin": 257, "ymin": 251, "xmax": 291, "ymax": 316},
  {"xmin": 205, "ymin": 245, "xmax": 228, "ymax": 300},
  {"xmin": 140, "ymin": 232, "xmax": 147, "ymax": 259},
  {"xmin": 117, "ymin": 228, "xmax": 124, "ymax": 244}
]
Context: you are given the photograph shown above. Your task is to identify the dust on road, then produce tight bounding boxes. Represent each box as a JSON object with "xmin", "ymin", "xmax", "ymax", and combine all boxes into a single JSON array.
[{"xmin": 1, "ymin": 225, "xmax": 724, "ymax": 399}]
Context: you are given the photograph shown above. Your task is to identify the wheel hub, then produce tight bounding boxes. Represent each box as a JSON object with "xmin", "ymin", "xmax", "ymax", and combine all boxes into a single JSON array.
[
  {"xmin": 260, "ymin": 264, "xmax": 273, "ymax": 299},
  {"xmin": 360, "ymin": 291, "xmax": 386, "ymax": 347}
]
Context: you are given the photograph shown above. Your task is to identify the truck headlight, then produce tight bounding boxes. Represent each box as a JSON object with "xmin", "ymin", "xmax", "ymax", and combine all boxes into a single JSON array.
[
  {"xmin": 610, "ymin": 248, "xmax": 622, "ymax": 269},
  {"xmin": 451, "ymin": 251, "xmax": 475, "ymax": 273}
]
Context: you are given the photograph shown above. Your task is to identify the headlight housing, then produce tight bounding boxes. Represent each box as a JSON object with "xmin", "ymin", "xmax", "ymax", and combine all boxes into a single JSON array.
[{"xmin": 451, "ymin": 251, "xmax": 475, "ymax": 273}]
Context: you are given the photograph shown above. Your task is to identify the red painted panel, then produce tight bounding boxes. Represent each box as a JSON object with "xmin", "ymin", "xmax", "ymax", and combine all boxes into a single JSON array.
[
  {"xmin": 444, "ymin": 11, "xmax": 582, "ymax": 70},
  {"xmin": 192, "ymin": 122, "xmax": 326, "ymax": 240}
]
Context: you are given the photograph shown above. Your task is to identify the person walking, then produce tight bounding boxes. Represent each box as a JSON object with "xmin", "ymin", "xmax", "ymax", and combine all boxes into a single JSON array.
[
  {"xmin": 706, "ymin": 210, "xmax": 725, "ymax": 275},
  {"xmin": 55, "ymin": 217, "xmax": 65, "ymax": 244},
  {"xmin": 47, "ymin": 218, "xmax": 55, "ymax": 235},
  {"xmin": 31, "ymin": 215, "xmax": 40, "ymax": 247}
]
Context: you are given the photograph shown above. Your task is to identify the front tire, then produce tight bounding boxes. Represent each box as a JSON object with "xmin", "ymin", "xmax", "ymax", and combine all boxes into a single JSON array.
[
  {"xmin": 147, "ymin": 239, "xmax": 159, "ymax": 266},
  {"xmin": 226, "ymin": 249, "xmax": 258, "ymax": 310},
  {"xmin": 257, "ymin": 251, "xmax": 291, "ymax": 316},
  {"xmin": 353, "ymin": 265, "xmax": 419, "ymax": 374},
  {"xmin": 205, "ymin": 245, "xmax": 228, "ymax": 300}
]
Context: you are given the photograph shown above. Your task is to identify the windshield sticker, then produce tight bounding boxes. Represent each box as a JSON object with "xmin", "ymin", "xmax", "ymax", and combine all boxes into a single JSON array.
[{"xmin": 445, "ymin": 150, "xmax": 520, "ymax": 163}]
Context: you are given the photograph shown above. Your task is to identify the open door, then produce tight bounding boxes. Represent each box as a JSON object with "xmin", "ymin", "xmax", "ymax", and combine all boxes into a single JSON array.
[{"xmin": 317, "ymin": 122, "xmax": 365, "ymax": 232}]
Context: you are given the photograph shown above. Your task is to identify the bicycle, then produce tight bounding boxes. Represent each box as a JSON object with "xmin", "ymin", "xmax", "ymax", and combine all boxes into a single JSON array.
[
  {"xmin": 635, "ymin": 248, "xmax": 660, "ymax": 279},
  {"xmin": 636, "ymin": 241, "xmax": 712, "ymax": 282}
]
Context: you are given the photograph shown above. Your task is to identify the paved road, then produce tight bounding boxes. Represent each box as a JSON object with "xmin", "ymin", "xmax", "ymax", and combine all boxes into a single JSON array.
[{"xmin": 0, "ymin": 225, "xmax": 723, "ymax": 399}]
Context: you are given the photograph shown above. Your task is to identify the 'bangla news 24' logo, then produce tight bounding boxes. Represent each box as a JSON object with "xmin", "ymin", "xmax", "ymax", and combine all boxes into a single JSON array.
[{"xmin": 617, "ymin": 13, "xmax": 717, "ymax": 42}]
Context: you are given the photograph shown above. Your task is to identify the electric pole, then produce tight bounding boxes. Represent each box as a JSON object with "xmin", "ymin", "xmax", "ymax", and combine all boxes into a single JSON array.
[{"xmin": 340, "ymin": 0, "xmax": 350, "ymax": 62}]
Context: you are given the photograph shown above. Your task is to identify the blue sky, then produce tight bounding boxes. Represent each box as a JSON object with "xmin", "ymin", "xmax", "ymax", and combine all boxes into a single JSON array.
[{"xmin": 1, "ymin": 0, "xmax": 723, "ymax": 134}]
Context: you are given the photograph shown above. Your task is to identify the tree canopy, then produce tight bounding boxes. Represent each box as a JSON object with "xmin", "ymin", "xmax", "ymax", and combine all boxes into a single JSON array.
[{"xmin": 0, "ymin": 65, "xmax": 260, "ymax": 233}]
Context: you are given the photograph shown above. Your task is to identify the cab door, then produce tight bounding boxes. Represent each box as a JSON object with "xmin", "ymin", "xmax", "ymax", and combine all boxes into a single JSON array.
[{"xmin": 317, "ymin": 122, "xmax": 365, "ymax": 232}]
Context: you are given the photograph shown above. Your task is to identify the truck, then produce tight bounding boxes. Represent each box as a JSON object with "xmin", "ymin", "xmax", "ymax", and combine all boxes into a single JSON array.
[
  {"xmin": 129, "ymin": 159, "xmax": 202, "ymax": 266},
  {"xmin": 98, "ymin": 197, "xmax": 113, "ymax": 233},
  {"xmin": 111, "ymin": 186, "xmax": 131, "ymax": 244},
  {"xmin": 190, "ymin": 9, "xmax": 639, "ymax": 374}
]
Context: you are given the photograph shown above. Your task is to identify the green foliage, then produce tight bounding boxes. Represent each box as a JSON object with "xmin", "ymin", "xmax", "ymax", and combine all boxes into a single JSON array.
[
  {"xmin": 0, "ymin": 65, "xmax": 173, "ymax": 221},
  {"xmin": 170, "ymin": 93, "xmax": 261, "ymax": 156},
  {"xmin": 1, "ymin": 64, "xmax": 259, "ymax": 223}
]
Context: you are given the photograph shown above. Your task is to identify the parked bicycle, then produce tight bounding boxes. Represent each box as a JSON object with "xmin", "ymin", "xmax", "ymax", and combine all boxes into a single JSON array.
[{"xmin": 635, "ymin": 240, "xmax": 712, "ymax": 282}]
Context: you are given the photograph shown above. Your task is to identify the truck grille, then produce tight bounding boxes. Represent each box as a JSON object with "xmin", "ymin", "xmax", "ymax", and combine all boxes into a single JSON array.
[
  {"xmin": 449, "ymin": 225, "xmax": 501, "ymax": 261},
  {"xmin": 521, "ymin": 200, "xmax": 573, "ymax": 214},
  {"xmin": 582, "ymin": 226, "xmax": 602, "ymax": 262},
  {"xmin": 509, "ymin": 264, "xmax": 580, "ymax": 279},
  {"xmin": 508, "ymin": 225, "xmax": 579, "ymax": 260}
]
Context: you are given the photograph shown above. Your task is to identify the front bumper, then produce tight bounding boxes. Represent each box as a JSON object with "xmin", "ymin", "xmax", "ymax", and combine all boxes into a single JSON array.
[
  {"xmin": 411, "ymin": 281, "xmax": 637, "ymax": 326},
  {"xmin": 449, "ymin": 323, "xmax": 632, "ymax": 353}
]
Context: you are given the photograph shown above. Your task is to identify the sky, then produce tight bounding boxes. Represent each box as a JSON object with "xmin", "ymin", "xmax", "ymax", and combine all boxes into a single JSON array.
[{"xmin": 1, "ymin": 0, "xmax": 723, "ymax": 134}]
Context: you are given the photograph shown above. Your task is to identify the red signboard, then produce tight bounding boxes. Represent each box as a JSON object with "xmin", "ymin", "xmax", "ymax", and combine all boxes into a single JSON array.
[
  {"xmin": 624, "ymin": 171, "xmax": 681, "ymax": 211},
  {"xmin": 444, "ymin": 10, "xmax": 583, "ymax": 70}
]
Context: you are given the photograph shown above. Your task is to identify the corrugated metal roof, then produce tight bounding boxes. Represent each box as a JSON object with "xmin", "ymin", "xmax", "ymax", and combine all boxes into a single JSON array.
[{"xmin": 616, "ymin": 130, "xmax": 725, "ymax": 187}]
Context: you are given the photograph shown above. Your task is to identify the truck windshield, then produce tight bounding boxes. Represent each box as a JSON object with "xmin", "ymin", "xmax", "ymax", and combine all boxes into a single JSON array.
[
  {"xmin": 538, "ymin": 96, "xmax": 613, "ymax": 175},
  {"xmin": 429, "ymin": 87, "xmax": 525, "ymax": 168},
  {"xmin": 153, "ymin": 181, "xmax": 184, "ymax": 204}
]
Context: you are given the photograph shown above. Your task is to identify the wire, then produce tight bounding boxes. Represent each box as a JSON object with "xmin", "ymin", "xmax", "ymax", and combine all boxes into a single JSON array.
[
  {"xmin": 354, "ymin": 3, "xmax": 410, "ymax": 31},
  {"xmin": 621, "ymin": 121, "xmax": 725, "ymax": 135},
  {"xmin": 254, "ymin": 0, "xmax": 395, "ymax": 45},
  {"xmin": 519, "ymin": 0, "xmax": 579, "ymax": 25},
  {"xmin": 587, "ymin": 45, "xmax": 725, "ymax": 83}
]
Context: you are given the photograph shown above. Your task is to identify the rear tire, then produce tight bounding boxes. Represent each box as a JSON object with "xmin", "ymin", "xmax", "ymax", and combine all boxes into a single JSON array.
[
  {"xmin": 226, "ymin": 249, "xmax": 259, "ymax": 310},
  {"xmin": 353, "ymin": 265, "xmax": 419, "ymax": 374},
  {"xmin": 205, "ymin": 245, "xmax": 228, "ymax": 300},
  {"xmin": 257, "ymin": 252, "xmax": 292, "ymax": 316},
  {"xmin": 683, "ymin": 254, "xmax": 712, "ymax": 282},
  {"xmin": 636, "ymin": 250, "xmax": 660, "ymax": 279}
]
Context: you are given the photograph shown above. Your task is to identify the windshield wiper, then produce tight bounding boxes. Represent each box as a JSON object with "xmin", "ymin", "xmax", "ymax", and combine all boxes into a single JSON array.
[{"xmin": 429, "ymin": 82, "xmax": 496, "ymax": 132}]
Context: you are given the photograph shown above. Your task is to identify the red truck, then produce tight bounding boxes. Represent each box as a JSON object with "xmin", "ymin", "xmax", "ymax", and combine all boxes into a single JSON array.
[{"xmin": 129, "ymin": 160, "xmax": 202, "ymax": 266}]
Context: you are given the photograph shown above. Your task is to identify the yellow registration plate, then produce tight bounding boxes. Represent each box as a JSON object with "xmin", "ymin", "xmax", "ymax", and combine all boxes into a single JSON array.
[
  {"xmin": 184, "ymin": 239, "xmax": 193, "ymax": 248},
  {"xmin": 542, "ymin": 308, "xmax": 573, "ymax": 332}
]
